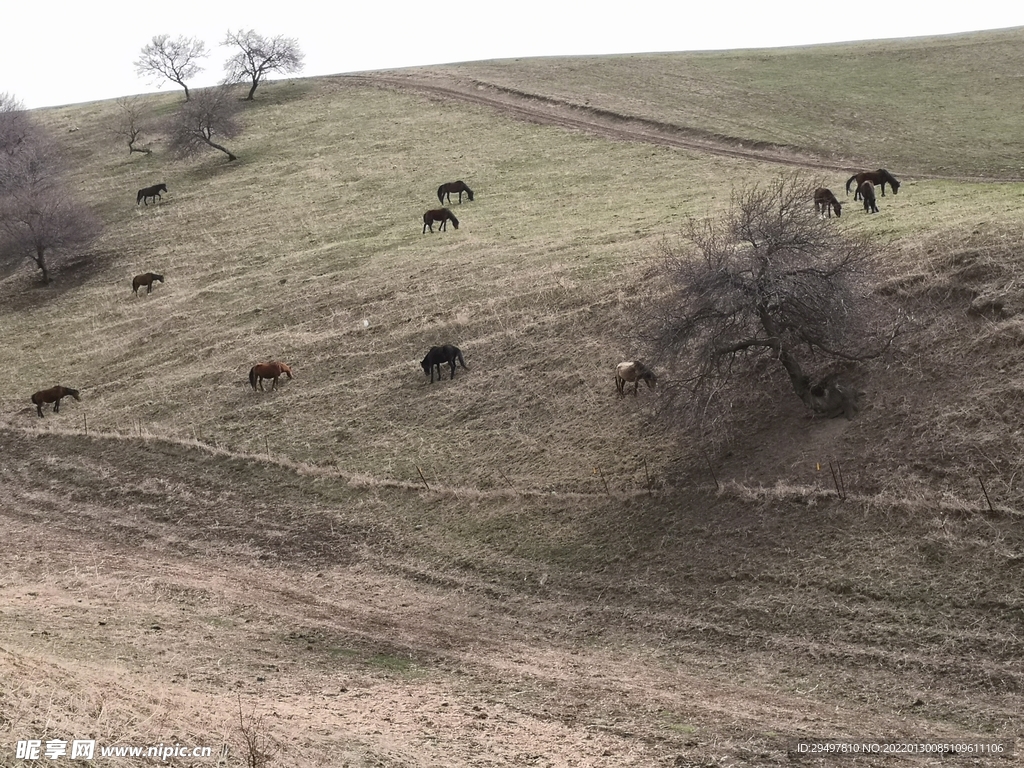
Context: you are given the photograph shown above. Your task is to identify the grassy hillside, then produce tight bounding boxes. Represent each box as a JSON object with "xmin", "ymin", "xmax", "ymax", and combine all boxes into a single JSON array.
[
  {"xmin": 431, "ymin": 27, "xmax": 1024, "ymax": 179},
  {"xmin": 2, "ymin": 29, "xmax": 1024, "ymax": 767}
]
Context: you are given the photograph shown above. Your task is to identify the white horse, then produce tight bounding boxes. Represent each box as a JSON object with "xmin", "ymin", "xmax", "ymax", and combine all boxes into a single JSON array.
[{"xmin": 615, "ymin": 361, "xmax": 657, "ymax": 397}]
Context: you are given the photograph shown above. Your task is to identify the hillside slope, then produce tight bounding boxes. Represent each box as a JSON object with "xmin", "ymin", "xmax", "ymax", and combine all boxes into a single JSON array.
[{"xmin": 3, "ymin": 31, "xmax": 1024, "ymax": 766}]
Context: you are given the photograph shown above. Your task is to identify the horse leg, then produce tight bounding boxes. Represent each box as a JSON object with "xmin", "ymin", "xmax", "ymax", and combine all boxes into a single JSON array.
[
  {"xmin": 147, "ymin": 283, "xmax": 152, "ymax": 294},
  {"xmin": 36, "ymin": 403, "xmax": 43, "ymax": 417},
  {"xmin": 53, "ymin": 397, "xmax": 61, "ymax": 413},
  {"xmin": 449, "ymin": 360, "xmax": 456, "ymax": 379}
]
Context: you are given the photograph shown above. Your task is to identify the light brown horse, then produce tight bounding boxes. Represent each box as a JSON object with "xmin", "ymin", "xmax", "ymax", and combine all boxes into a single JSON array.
[
  {"xmin": 249, "ymin": 361, "xmax": 293, "ymax": 391},
  {"xmin": 615, "ymin": 361, "xmax": 657, "ymax": 397},
  {"xmin": 31, "ymin": 385, "xmax": 81, "ymax": 417},
  {"xmin": 132, "ymin": 272, "xmax": 164, "ymax": 295},
  {"xmin": 814, "ymin": 188, "xmax": 842, "ymax": 218}
]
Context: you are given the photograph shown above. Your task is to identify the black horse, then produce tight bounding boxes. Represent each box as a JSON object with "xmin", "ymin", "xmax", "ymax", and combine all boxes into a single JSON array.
[
  {"xmin": 421, "ymin": 345, "xmax": 469, "ymax": 383},
  {"xmin": 31, "ymin": 386, "xmax": 81, "ymax": 418},
  {"xmin": 437, "ymin": 181, "xmax": 474, "ymax": 204},
  {"xmin": 422, "ymin": 208, "xmax": 459, "ymax": 233},
  {"xmin": 859, "ymin": 181, "xmax": 879, "ymax": 213},
  {"xmin": 137, "ymin": 183, "xmax": 168, "ymax": 206},
  {"xmin": 814, "ymin": 187, "xmax": 842, "ymax": 218},
  {"xmin": 846, "ymin": 170, "xmax": 899, "ymax": 200},
  {"xmin": 132, "ymin": 272, "xmax": 164, "ymax": 295}
]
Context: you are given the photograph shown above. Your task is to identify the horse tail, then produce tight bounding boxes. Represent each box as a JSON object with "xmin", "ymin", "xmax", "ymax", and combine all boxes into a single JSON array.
[
  {"xmin": 437, "ymin": 185, "xmax": 445, "ymax": 204},
  {"xmin": 845, "ymin": 175, "xmax": 857, "ymax": 195},
  {"xmin": 248, "ymin": 366, "xmax": 257, "ymax": 390},
  {"xmin": 456, "ymin": 349, "xmax": 468, "ymax": 370}
]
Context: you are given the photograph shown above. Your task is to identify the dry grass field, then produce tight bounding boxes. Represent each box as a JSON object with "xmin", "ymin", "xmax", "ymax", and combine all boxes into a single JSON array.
[{"xmin": 2, "ymin": 29, "xmax": 1024, "ymax": 767}]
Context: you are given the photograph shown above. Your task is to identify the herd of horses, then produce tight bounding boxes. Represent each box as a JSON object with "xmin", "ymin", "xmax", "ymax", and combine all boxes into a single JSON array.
[
  {"xmin": 34, "ymin": 168, "xmax": 902, "ymax": 417},
  {"xmin": 815, "ymin": 168, "xmax": 901, "ymax": 218}
]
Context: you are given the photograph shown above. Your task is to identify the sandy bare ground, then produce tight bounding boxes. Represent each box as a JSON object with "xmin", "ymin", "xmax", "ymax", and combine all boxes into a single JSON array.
[{"xmin": 2, "ymin": 426, "xmax": 1020, "ymax": 767}]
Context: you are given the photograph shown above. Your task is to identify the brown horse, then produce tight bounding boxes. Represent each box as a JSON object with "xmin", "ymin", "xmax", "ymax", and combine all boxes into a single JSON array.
[
  {"xmin": 31, "ymin": 386, "xmax": 81, "ymax": 418},
  {"xmin": 132, "ymin": 272, "xmax": 164, "ymax": 295},
  {"xmin": 437, "ymin": 181, "xmax": 474, "ymax": 204},
  {"xmin": 859, "ymin": 181, "xmax": 879, "ymax": 213},
  {"xmin": 615, "ymin": 361, "xmax": 657, "ymax": 397},
  {"xmin": 846, "ymin": 169, "xmax": 899, "ymax": 200},
  {"xmin": 249, "ymin": 361, "xmax": 293, "ymax": 391},
  {"xmin": 814, "ymin": 188, "xmax": 842, "ymax": 218},
  {"xmin": 422, "ymin": 208, "xmax": 459, "ymax": 233}
]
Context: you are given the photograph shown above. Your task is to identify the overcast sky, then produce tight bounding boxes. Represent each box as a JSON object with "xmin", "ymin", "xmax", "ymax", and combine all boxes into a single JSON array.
[{"xmin": 5, "ymin": 2, "xmax": 1022, "ymax": 109}]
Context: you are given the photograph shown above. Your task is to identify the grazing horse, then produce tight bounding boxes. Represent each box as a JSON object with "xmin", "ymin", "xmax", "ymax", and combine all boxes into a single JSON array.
[
  {"xmin": 249, "ymin": 361, "xmax": 293, "ymax": 391},
  {"xmin": 437, "ymin": 181, "xmax": 474, "ymax": 204},
  {"xmin": 422, "ymin": 208, "xmax": 459, "ymax": 233},
  {"xmin": 615, "ymin": 361, "xmax": 657, "ymax": 397},
  {"xmin": 845, "ymin": 169, "xmax": 899, "ymax": 200},
  {"xmin": 132, "ymin": 272, "xmax": 164, "ymax": 295},
  {"xmin": 814, "ymin": 188, "xmax": 842, "ymax": 218},
  {"xmin": 859, "ymin": 181, "xmax": 879, "ymax": 213},
  {"xmin": 136, "ymin": 183, "xmax": 167, "ymax": 206},
  {"xmin": 31, "ymin": 386, "xmax": 81, "ymax": 418},
  {"xmin": 421, "ymin": 345, "xmax": 468, "ymax": 383}
]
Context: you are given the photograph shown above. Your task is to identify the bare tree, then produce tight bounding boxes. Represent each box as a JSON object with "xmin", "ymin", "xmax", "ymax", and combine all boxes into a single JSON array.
[
  {"xmin": 222, "ymin": 29, "xmax": 304, "ymax": 100},
  {"xmin": 0, "ymin": 94, "xmax": 102, "ymax": 283},
  {"xmin": 0, "ymin": 184, "xmax": 102, "ymax": 284},
  {"xmin": 167, "ymin": 86, "xmax": 241, "ymax": 161},
  {"xmin": 135, "ymin": 34, "xmax": 208, "ymax": 102},
  {"xmin": 638, "ymin": 175, "xmax": 903, "ymax": 438},
  {"xmin": 112, "ymin": 97, "xmax": 152, "ymax": 154}
]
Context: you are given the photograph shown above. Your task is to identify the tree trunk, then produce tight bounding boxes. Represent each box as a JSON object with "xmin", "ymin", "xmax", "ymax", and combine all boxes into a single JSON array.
[
  {"xmin": 34, "ymin": 245, "xmax": 50, "ymax": 283},
  {"xmin": 246, "ymin": 79, "xmax": 258, "ymax": 101},
  {"xmin": 203, "ymin": 138, "xmax": 237, "ymax": 161}
]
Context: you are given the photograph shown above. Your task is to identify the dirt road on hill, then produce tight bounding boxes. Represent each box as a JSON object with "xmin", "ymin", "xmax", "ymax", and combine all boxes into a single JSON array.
[{"xmin": 343, "ymin": 71, "xmax": 854, "ymax": 173}]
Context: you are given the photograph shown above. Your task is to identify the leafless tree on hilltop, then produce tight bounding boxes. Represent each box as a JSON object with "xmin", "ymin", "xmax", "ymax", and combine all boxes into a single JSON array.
[{"xmin": 222, "ymin": 29, "xmax": 304, "ymax": 101}]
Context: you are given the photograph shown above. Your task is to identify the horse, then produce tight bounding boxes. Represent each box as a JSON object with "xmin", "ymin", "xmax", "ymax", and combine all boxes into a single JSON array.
[
  {"xmin": 249, "ymin": 361, "xmax": 293, "ymax": 391},
  {"xmin": 422, "ymin": 208, "xmax": 459, "ymax": 233},
  {"xmin": 814, "ymin": 188, "xmax": 842, "ymax": 218},
  {"xmin": 136, "ymin": 183, "xmax": 167, "ymax": 206},
  {"xmin": 859, "ymin": 181, "xmax": 879, "ymax": 213},
  {"xmin": 132, "ymin": 272, "xmax": 164, "ymax": 295},
  {"xmin": 31, "ymin": 386, "xmax": 81, "ymax": 418},
  {"xmin": 421, "ymin": 345, "xmax": 468, "ymax": 383},
  {"xmin": 845, "ymin": 170, "xmax": 899, "ymax": 200},
  {"xmin": 437, "ymin": 181, "xmax": 474, "ymax": 205},
  {"xmin": 615, "ymin": 361, "xmax": 657, "ymax": 397}
]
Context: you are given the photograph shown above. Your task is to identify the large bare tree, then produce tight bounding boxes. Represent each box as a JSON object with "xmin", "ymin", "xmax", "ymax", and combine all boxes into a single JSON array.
[
  {"xmin": 167, "ymin": 86, "xmax": 242, "ymax": 161},
  {"xmin": 135, "ymin": 34, "xmax": 208, "ymax": 102},
  {"xmin": 0, "ymin": 94, "xmax": 101, "ymax": 283},
  {"xmin": 638, "ymin": 175, "xmax": 903, "ymax": 438},
  {"xmin": 222, "ymin": 29, "xmax": 304, "ymax": 101}
]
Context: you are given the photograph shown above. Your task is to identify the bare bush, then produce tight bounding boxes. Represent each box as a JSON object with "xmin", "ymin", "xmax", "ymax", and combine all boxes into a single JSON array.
[
  {"xmin": 222, "ymin": 30, "xmax": 304, "ymax": 101},
  {"xmin": 637, "ymin": 175, "xmax": 903, "ymax": 445},
  {"xmin": 112, "ymin": 97, "xmax": 152, "ymax": 155},
  {"xmin": 166, "ymin": 86, "xmax": 241, "ymax": 162},
  {"xmin": 135, "ymin": 34, "xmax": 209, "ymax": 102}
]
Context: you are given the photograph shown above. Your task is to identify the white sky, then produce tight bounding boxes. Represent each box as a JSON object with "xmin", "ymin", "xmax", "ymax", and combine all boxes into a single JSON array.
[{"xmin": 5, "ymin": 2, "xmax": 1022, "ymax": 109}]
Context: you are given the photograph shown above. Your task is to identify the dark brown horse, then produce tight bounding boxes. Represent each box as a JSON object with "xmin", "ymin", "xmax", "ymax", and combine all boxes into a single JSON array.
[
  {"xmin": 437, "ymin": 181, "xmax": 474, "ymax": 204},
  {"xmin": 422, "ymin": 208, "xmax": 459, "ymax": 233},
  {"xmin": 421, "ymin": 345, "xmax": 468, "ymax": 383},
  {"xmin": 846, "ymin": 169, "xmax": 899, "ymax": 200},
  {"xmin": 132, "ymin": 272, "xmax": 164, "ymax": 295},
  {"xmin": 814, "ymin": 188, "xmax": 842, "ymax": 218},
  {"xmin": 859, "ymin": 181, "xmax": 879, "ymax": 213},
  {"xmin": 136, "ymin": 183, "xmax": 167, "ymax": 206},
  {"xmin": 249, "ymin": 361, "xmax": 293, "ymax": 391},
  {"xmin": 31, "ymin": 386, "xmax": 81, "ymax": 418}
]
